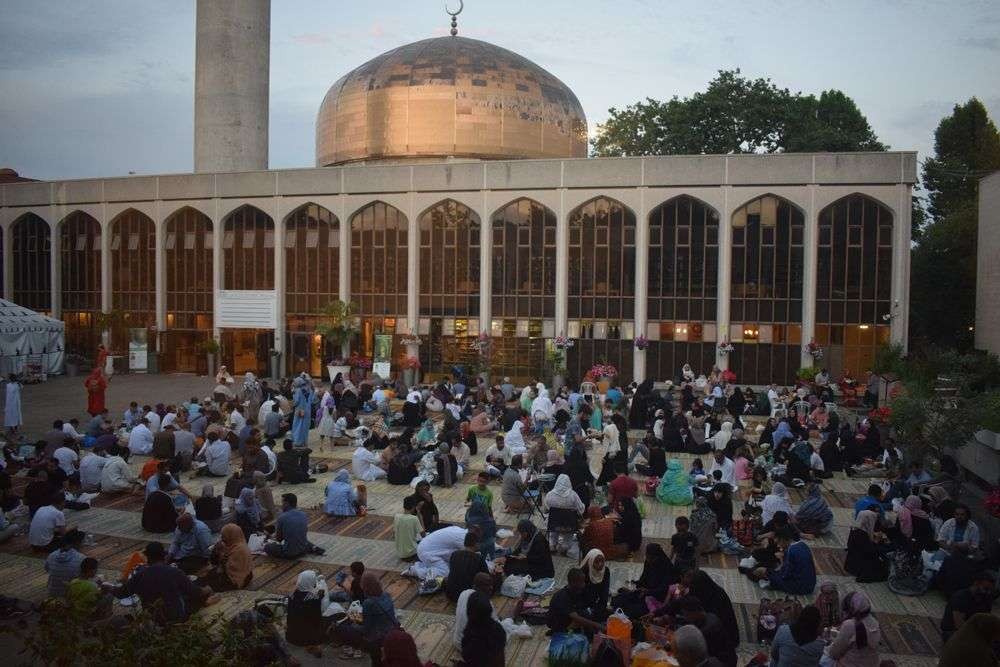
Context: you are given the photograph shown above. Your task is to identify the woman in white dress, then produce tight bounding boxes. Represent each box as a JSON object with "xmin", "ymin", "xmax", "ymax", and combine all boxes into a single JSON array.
[
  {"xmin": 4, "ymin": 374, "xmax": 22, "ymax": 436},
  {"xmin": 317, "ymin": 403, "xmax": 337, "ymax": 448}
]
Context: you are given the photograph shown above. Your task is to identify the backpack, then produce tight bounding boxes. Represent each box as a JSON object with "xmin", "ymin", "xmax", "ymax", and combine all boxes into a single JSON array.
[{"xmin": 756, "ymin": 597, "xmax": 803, "ymax": 642}]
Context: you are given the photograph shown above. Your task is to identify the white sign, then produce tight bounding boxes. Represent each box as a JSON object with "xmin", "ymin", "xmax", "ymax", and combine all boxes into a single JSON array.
[{"xmin": 373, "ymin": 362, "xmax": 391, "ymax": 379}]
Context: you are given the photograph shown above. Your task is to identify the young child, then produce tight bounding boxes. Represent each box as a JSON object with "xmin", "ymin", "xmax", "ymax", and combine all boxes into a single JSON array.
[
  {"xmin": 465, "ymin": 472, "xmax": 494, "ymax": 512},
  {"xmin": 66, "ymin": 557, "xmax": 114, "ymax": 619},
  {"xmin": 670, "ymin": 516, "xmax": 698, "ymax": 572},
  {"xmin": 688, "ymin": 459, "xmax": 705, "ymax": 483},
  {"xmin": 393, "ymin": 496, "xmax": 423, "ymax": 561}
]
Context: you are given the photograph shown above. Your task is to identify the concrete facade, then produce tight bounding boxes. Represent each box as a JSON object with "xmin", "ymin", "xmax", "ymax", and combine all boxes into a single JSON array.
[
  {"xmin": 976, "ymin": 171, "xmax": 1000, "ymax": 355},
  {"xmin": 194, "ymin": 0, "xmax": 270, "ymax": 173},
  {"xmin": 0, "ymin": 152, "xmax": 916, "ymax": 382}
]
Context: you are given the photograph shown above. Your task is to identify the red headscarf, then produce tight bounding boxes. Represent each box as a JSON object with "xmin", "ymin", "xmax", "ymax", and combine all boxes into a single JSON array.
[{"xmin": 380, "ymin": 628, "xmax": 423, "ymax": 667}]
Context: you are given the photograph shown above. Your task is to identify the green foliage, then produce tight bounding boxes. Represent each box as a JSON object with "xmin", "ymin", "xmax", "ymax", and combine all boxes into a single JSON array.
[
  {"xmin": 872, "ymin": 343, "xmax": 906, "ymax": 377},
  {"xmin": 198, "ymin": 337, "xmax": 221, "ymax": 355},
  {"xmin": 591, "ymin": 69, "xmax": 885, "ymax": 157},
  {"xmin": 795, "ymin": 366, "xmax": 818, "ymax": 382},
  {"xmin": 3, "ymin": 601, "xmax": 276, "ymax": 667},
  {"xmin": 922, "ymin": 98, "xmax": 1000, "ymax": 221},
  {"xmin": 315, "ymin": 299, "xmax": 359, "ymax": 348}
]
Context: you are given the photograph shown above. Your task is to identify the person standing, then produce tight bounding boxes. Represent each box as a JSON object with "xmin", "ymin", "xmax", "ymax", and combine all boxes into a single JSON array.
[
  {"xmin": 83, "ymin": 366, "xmax": 108, "ymax": 417},
  {"xmin": 4, "ymin": 374, "xmax": 22, "ymax": 438},
  {"xmin": 290, "ymin": 377, "xmax": 311, "ymax": 447}
]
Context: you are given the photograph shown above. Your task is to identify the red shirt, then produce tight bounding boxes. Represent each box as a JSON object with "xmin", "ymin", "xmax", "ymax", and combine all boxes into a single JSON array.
[{"xmin": 609, "ymin": 475, "xmax": 638, "ymax": 505}]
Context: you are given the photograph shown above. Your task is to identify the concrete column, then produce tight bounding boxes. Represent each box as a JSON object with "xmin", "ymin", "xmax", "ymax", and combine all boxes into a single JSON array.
[
  {"xmin": 715, "ymin": 186, "xmax": 733, "ymax": 369},
  {"xmin": 891, "ymin": 184, "xmax": 913, "ymax": 350},
  {"xmin": 632, "ymin": 187, "xmax": 649, "ymax": 382},
  {"xmin": 800, "ymin": 185, "xmax": 819, "ymax": 368},
  {"xmin": 194, "ymin": 0, "xmax": 270, "ymax": 172},
  {"xmin": 338, "ymin": 195, "xmax": 349, "ymax": 303},
  {"xmin": 211, "ymin": 200, "xmax": 222, "ymax": 341},
  {"xmin": 154, "ymin": 202, "xmax": 166, "ymax": 335},
  {"xmin": 273, "ymin": 197, "xmax": 286, "ymax": 361},
  {"xmin": 407, "ymin": 193, "xmax": 419, "ymax": 338},
  {"xmin": 100, "ymin": 209, "xmax": 112, "ymax": 347},
  {"xmin": 50, "ymin": 213, "xmax": 61, "ymax": 320},
  {"xmin": 3, "ymin": 224, "xmax": 13, "ymax": 301},
  {"xmin": 555, "ymin": 188, "xmax": 569, "ymax": 337},
  {"xmin": 478, "ymin": 190, "xmax": 491, "ymax": 335}
]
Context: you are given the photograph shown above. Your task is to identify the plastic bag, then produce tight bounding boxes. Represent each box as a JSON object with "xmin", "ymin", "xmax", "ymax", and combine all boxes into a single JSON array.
[
  {"xmin": 500, "ymin": 574, "xmax": 530, "ymax": 598},
  {"xmin": 548, "ymin": 632, "xmax": 589, "ymax": 665},
  {"xmin": 501, "ymin": 617, "xmax": 534, "ymax": 639},
  {"xmin": 606, "ymin": 608, "xmax": 633, "ymax": 643}
]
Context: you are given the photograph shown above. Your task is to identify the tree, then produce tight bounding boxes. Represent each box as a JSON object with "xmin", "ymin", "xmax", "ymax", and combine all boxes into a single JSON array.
[
  {"xmin": 591, "ymin": 69, "xmax": 886, "ymax": 157},
  {"xmin": 314, "ymin": 299, "xmax": 359, "ymax": 350},
  {"xmin": 910, "ymin": 99, "xmax": 1000, "ymax": 351},
  {"xmin": 922, "ymin": 98, "xmax": 1000, "ymax": 221}
]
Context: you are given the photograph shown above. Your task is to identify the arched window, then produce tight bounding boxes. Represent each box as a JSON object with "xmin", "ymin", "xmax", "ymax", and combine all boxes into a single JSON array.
[
  {"xmin": 730, "ymin": 195, "xmax": 805, "ymax": 384},
  {"xmin": 222, "ymin": 205, "xmax": 274, "ymax": 290},
  {"xmin": 165, "ymin": 207, "xmax": 213, "ymax": 330},
  {"xmin": 350, "ymin": 201, "xmax": 407, "ymax": 317},
  {"xmin": 285, "ymin": 204, "xmax": 339, "ymax": 316},
  {"xmin": 490, "ymin": 198, "xmax": 557, "ymax": 319},
  {"xmin": 419, "ymin": 200, "xmax": 480, "ymax": 317},
  {"xmin": 110, "ymin": 209, "xmax": 155, "ymax": 317},
  {"xmin": 567, "ymin": 197, "xmax": 635, "ymax": 319},
  {"xmin": 11, "ymin": 214, "xmax": 50, "ymax": 312},
  {"xmin": 816, "ymin": 194, "xmax": 893, "ymax": 377},
  {"xmin": 59, "ymin": 211, "xmax": 102, "ymax": 354},
  {"xmin": 646, "ymin": 196, "xmax": 720, "ymax": 381}
]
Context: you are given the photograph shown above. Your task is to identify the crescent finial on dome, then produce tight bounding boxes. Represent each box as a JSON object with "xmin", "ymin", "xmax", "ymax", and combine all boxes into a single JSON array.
[{"xmin": 446, "ymin": 0, "xmax": 463, "ymax": 36}]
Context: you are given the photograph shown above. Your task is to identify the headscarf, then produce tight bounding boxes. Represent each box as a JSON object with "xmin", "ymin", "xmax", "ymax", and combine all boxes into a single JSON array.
[
  {"xmin": 712, "ymin": 421, "xmax": 733, "ymax": 451},
  {"xmin": 296, "ymin": 570, "xmax": 318, "ymax": 595},
  {"xmin": 928, "ymin": 485, "xmax": 950, "ymax": 506},
  {"xmin": 360, "ymin": 572, "xmax": 383, "ymax": 597},
  {"xmin": 381, "ymin": 628, "xmax": 423, "ymax": 667},
  {"xmin": 548, "ymin": 474, "xmax": 575, "ymax": 502},
  {"xmin": 416, "ymin": 420, "xmax": 436, "ymax": 445},
  {"xmin": 689, "ymin": 570, "xmax": 740, "ymax": 650},
  {"xmin": 580, "ymin": 549, "xmax": 607, "ymax": 584},
  {"xmin": 515, "ymin": 518, "xmax": 538, "ymax": 553},
  {"xmin": 854, "ymin": 509, "xmax": 879, "ymax": 540},
  {"xmin": 691, "ymin": 494, "xmax": 716, "ymax": 527},
  {"xmin": 636, "ymin": 542, "xmax": 677, "ymax": 591},
  {"xmin": 219, "ymin": 523, "xmax": 252, "ymax": 587},
  {"xmin": 531, "ymin": 389, "xmax": 553, "ymax": 420},
  {"xmin": 333, "ymin": 469, "xmax": 350, "ymax": 485},
  {"xmin": 504, "ymin": 420, "xmax": 526, "ymax": 451},
  {"xmin": 236, "ymin": 487, "xmax": 261, "ymax": 524},
  {"xmin": 795, "ymin": 483, "xmax": 833, "ymax": 527},
  {"xmin": 761, "ymin": 482, "xmax": 793, "ymax": 524},
  {"xmin": 843, "ymin": 591, "xmax": 873, "ymax": 648},
  {"xmin": 897, "ymin": 495, "xmax": 926, "ymax": 537},
  {"xmin": 546, "ymin": 449, "xmax": 564, "ymax": 466},
  {"xmin": 772, "ymin": 421, "xmax": 793, "ymax": 446},
  {"xmin": 465, "ymin": 500, "xmax": 497, "ymax": 550}
]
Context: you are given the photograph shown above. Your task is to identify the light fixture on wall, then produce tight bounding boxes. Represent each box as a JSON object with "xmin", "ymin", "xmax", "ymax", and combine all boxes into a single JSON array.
[{"xmin": 881, "ymin": 300, "xmax": 901, "ymax": 322}]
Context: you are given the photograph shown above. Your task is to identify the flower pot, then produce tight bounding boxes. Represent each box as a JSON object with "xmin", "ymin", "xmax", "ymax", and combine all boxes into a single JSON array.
[{"xmin": 327, "ymin": 364, "xmax": 351, "ymax": 384}]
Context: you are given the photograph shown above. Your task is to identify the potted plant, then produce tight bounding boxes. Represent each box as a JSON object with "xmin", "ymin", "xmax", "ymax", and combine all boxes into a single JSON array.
[
  {"xmin": 868, "ymin": 406, "xmax": 893, "ymax": 441},
  {"xmin": 315, "ymin": 299, "xmax": 359, "ymax": 381},
  {"xmin": 634, "ymin": 335, "xmax": 649, "ymax": 351},
  {"xmin": 804, "ymin": 339, "xmax": 824, "ymax": 360},
  {"xmin": 348, "ymin": 352, "xmax": 372, "ymax": 383},
  {"xmin": 469, "ymin": 332, "xmax": 493, "ymax": 384},
  {"xmin": 402, "ymin": 355, "xmax": 421, "ymax": 387},
  {"xmin": 546, "ymin": 345, "xmax": 568, "ymax": 392},
  {"xmin": 717, "ymin": 341, "xmax": 734, "ymax": 356},
  {"xmin": 198, "ymin": 337, "xmax": 221, "ymax": 377}
]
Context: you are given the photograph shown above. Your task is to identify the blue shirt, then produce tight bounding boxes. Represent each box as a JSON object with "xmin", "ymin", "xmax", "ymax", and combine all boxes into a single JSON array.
[
  {"xmin": 606, "ymin": 388, "xmax": 623, "ymax": 407},
  {"xmin": 275, "ymin": 508, "xmax": 310, "ymax": 556},
  {"xmin": 853, "ymin": 495, "xmax": 883, "ymax": 518},
  {"xmin": 146, "ymin": 474, "xmax": 179, "ymax": 498},
  {"xmin": 123, "ymin": 408, "xmax": 143, "ymax": 428},
  {"xmin": 906, "ymin": 470, "xmax": 932, "ymax": 486},
  {"xmin": 168, "ymin": 519, "xmax": 213, "ymax": 560}
]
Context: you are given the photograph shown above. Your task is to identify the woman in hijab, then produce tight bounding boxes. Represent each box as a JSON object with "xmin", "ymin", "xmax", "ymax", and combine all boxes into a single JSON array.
[
  {"xmin": 465, "ymin": 500, "xmax": 497, "ymax": 559},
  {"xmin": 761, "ymin": 481, "xmax": 793, "ymax": 525},
  {"xmin": 727, "ymin": 387, "xmax": 746, "ymax": 417},
  {"xmin": 795, "ymin": 483, "xmax": 833, "ymax": 536},
  {"xmin": 656, "ymin": 459, "xmax": 694, "ymax": 506},
  {"xmin": 564, "ymin": 443, "xmax": 594, "ymax": 508},
  {"xmin": 503, "ymin": 519, "xmax": 554, "ymax": 579},
  {"xmin": 897, "ymin": 494, "xmax": 936, "ymax": 551},
  {"xmin": 629, "ymin": 378, "xmax": 653, "ymax": 428},
  {"xmin": 707, "ymin": 482, "xmax": 734, "ymax": 530},
  {"xmin": 690, "ymin": 495, "xmax": 718, "ymax": 555},
  {"xmin": 461, "ymin": 591, "xmax": 506, "ymax": 667},
  {"xmin": 580, "ymin": 549, "xmax": 611, "ymax": 617},
  {"xmin": 402, "ymin": 390, "xmax": 423, "ymax": 429},
  {"xmin": 235, "ymin": 486, "xmax": 262, "ymax": 537},
  {"xmin": 614, "ymin": 496, "xmax": 644, "ymax": 554},
  {"xmin": 518, "ymin": 386, "xmax": 534, "ymax": 413},
  {"xmin": 141, "ymin": 487, "xmax": 179, "ymax": 533},
  {"xmin": 543, "ymin": 449, "xmax": 565, "ymax": 477},
  {"xmin": 612, "ymin": 542, "xmax": 678, "ymax": 619},
  {"xmin": 198, "ymin": 523, "xmax": 253, "ymax": 591},
  {"xmin": 194, "ymin": 484, "xmax": 225, "ymax": 532},
  {"xmin": 825, "ymin": 591, "xmax": 881, "ymax": 667},
  {"xmin": 845, "ymin": 509, "xmax": 889, "ymax": 582},
  {"xmin": 771, "ymin": 420, "xmax": 794, "ymax": 447},
  {"xmin": 285, "ymin": 570, "xmax": 331, "ymax": 648},
  {"xmin": 435, "ymin": 442, "xmax": 458, "ymax": 488},
  {"xmin": 503, "ymin": 419, "xmax": 527, "ymax": 455},
  {"xmin": 688, "ymin": 570, "xmax": 740, "ymax": 667},
  {"xmin": 381, "ymin": 628, "xmax": 427, "ymax": 667},
  {"xmin": 252, "ymin": 471, "xmax": 276, "ymax": 525},
  {"xmin": 543, "ymin": 473, "xmax": 585, "ymax": 515},
  {"xmin": 324, "ymin": 469, "xmax": 358, "ymax": 517},
  {"xmin": 415, "ymin": 419, "xmax": 436, "ymax": 447},
  {"xmin": 928, "ymin": 485, "xmax": 956, "ymax": 525}
]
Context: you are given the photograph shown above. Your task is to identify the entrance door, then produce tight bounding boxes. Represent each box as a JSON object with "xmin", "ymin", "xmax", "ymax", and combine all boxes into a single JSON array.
[{"xmin": 221, "ymin": 329, "xmax": 272, "ymax": 376}]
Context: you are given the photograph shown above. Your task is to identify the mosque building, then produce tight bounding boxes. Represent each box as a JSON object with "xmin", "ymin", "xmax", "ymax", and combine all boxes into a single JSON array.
[{"xmin": 0, "ymin": 1, "xmax": 914, "ymax": 385}]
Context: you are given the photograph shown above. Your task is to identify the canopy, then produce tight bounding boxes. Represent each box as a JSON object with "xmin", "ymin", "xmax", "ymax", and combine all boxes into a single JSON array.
[{"xmin": 0, "ymin": 299, "xmax": 65, "ymax": 376}]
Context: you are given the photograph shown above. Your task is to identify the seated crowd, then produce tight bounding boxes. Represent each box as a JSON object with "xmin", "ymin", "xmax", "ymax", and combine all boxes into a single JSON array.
[{"xmin": 0, "ymin": 362, "xmax": 995, "ymax": 667}]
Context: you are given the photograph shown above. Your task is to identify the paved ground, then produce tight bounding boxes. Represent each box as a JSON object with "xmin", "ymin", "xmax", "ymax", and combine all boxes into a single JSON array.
[{"xmin": 0, "ymin": 374, "xmax": 961, "ymax": 666}]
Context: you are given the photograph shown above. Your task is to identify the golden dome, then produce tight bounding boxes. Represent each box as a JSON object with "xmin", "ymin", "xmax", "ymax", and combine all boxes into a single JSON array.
[{"xmin": 315, "ymin": 36, "xmax": 588, "ymax": 166}]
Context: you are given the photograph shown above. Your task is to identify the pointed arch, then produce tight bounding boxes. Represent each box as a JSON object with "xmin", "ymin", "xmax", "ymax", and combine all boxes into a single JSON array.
[
  {"xmin": 815, "ymin": 193, "xmax": 894, "ymax": 378},
  {"xmin": 349, "ymin": 200, "xmax": 407, "ymax": 317},
  {"xmin": 222, "ymin": 204, "xmax": 274, "ymax": 290},
  {"xmin": 11, "ymin": 212, "xmax": 51, "ymax": 312},
  {"xmin": 284, "ymin": 202, "xmax": 340, "ymax": 317},
  {"xmin": 647, "ymin": 195, "xmax": 720, "ymax": 322},
  {"xmin": 109, "ymin": 209, "xmax": 156, "ymax": 329},
  {"xmin": 565, "ymin": 195, "xmax": 635, "ymax": 320},
  {"xmin": 162, "ymin": 207, "xmax": 213, "ymax": 368},
  {"xmin": 490, "ymin": 197, "xmax": 557, "ymax": 319},
  {"xmin": 729, "ymin": 193, "xmax": 805, "ymax": 384},
  {"xmin": 419, "ymin": 199, "xmax": 480, "ymax": 317},
  {"xmin": 59, "ymin": 211, "xmax": 102, "ymax": 354}
]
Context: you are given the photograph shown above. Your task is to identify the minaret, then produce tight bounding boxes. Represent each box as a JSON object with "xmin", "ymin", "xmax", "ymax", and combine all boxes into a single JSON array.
[{"xmin": 194, "ymin": 0, "xmax": 270, "ymax": 173}]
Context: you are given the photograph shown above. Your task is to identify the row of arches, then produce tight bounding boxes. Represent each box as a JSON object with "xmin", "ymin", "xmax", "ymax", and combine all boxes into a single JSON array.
[{"xmin": 7, "ymin": 192, "xmax": 894, "ymax": 382}]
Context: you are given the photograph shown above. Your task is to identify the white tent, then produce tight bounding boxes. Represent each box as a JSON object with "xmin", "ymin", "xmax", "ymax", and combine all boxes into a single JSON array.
[{"xmin": 0, "ymin": 299, "xmax": 65, "ymax": 376}]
